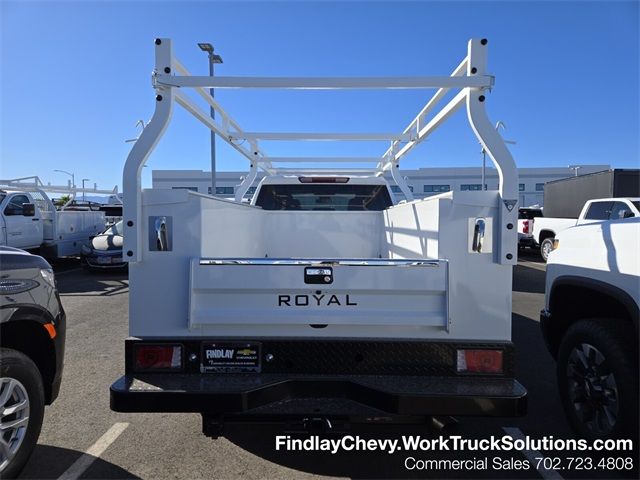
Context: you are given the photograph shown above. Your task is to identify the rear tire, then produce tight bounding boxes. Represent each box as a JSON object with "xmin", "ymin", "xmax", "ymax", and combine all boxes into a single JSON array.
[
  {"xmin": 0, "ymin": 348, "xmax": 45, "ymax": 478},
  {"xmin": 557, "ymin": 319, "xmax": 638, "ymax": 440},
  {"xmin": 540, "ymin": 237, "xmax": 554, "ymax": 262}
]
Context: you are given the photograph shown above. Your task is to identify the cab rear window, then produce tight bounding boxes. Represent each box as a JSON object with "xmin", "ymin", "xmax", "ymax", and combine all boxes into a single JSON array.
[
  {"xmin": 255, "ymin": 184, "xmax": 393, "ymax": 211},
  {"xmin": 518, "ymin": 209, "xmax": 543, "ymax": 220}
]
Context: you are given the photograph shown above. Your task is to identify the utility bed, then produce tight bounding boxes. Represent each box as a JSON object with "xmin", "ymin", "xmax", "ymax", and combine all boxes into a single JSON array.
[{"xmin": 111, "ymin": 38, "xmax": 525, "ymax": 433}]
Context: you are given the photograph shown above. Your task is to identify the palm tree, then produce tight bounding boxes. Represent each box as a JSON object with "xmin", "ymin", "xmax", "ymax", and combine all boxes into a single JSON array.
[{"xmin": 56, "ymin": 194, "xmax": 71, "ymax": 207}]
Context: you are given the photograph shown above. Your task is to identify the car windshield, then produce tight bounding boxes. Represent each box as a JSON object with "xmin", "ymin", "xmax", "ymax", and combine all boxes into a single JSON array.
[
  {"xmin": 103, "ymin": 220, "xmax": 123, "ymax": 235},
  {"xmin": 255, "ymin": 184, "xmax": 393, "ymax": 211},
  {"xmin": 633, "ymin": 201, "xmax": 640, "ymax": 212}
]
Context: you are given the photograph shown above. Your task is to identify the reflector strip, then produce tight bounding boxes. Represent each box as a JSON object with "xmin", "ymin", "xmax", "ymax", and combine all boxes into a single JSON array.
[
  {"xmin": 457, "ymin": 349, "xmax": 503, "ymax": 374},
  {"xmin": 43, "ymin": 323, "xmax": 57, "ymax": 339},
  {"xmin": 134, "ymin": 345, "xmax": 182, "ymax": 371}
]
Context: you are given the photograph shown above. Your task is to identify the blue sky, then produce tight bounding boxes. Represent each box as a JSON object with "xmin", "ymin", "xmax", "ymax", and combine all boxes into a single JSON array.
[{"xmin": 1, "ymin": 1, "xmax": 638, "ymax": 191}]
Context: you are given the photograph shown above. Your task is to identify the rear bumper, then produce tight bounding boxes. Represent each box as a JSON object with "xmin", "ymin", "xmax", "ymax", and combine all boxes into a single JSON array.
[
  {"xmin": 81, "ymin": 252, "xmax": 127, "ymax": 270},
  {"xmin": 110, "ymin": 373, "xmax": 527, "ymax": 417},
  {"xmin": 518, "ymin": 235, "xmax": 536, "ymax": 247}
]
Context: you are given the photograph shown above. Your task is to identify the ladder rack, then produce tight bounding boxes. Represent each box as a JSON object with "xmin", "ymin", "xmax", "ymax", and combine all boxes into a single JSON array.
[
  {"xmin": 123, "ymin": 38, "xmax": 518, "ymax": 266},
  {"xmin": 0, "ymin": 176, "xmax": 119, "ymax": 211}
]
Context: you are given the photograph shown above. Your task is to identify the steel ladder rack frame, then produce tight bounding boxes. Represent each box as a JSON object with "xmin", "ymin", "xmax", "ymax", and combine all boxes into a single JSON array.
[
  {"xmin": 0, "ymin": 175, "xmax": 118, "ymax": 209},
  {"xmin": 123, "ymin": 37, "xmax": 518, "ymax": 266},
  {"xmin": 1, "ymin": 175, "xmax": 118, "ymax": 240}
]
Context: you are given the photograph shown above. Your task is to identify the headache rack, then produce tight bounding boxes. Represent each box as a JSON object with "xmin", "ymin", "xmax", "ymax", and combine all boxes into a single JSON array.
[{"xmin": 124, "ymin": 38, "xmax": 518, "ymax": 265}]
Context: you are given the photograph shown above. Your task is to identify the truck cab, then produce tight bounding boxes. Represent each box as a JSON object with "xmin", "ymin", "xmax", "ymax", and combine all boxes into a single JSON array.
[
  {"xmin": 0, "ymin": 191, "xmax": 43, "ymax": 250},
  {"xmin": 577, "ymin": 197, "xmax": 639, "ymax": 222},
  {"xmin": 533, "ymin": 197, "xmax": 640, "ymax": 261},
  {"xmin": 0, "ymin": 178, "xmax": 110, "ymax": 259}
]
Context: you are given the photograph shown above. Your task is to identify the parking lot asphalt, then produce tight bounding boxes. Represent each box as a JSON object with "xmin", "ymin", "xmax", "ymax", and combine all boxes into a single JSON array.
[{"xmin": 18, "ymin": 252, "xmax": 638, "ymax": 480}]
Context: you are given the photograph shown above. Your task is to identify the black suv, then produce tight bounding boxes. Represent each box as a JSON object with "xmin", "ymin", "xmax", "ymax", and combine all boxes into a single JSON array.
[{"xmin": 0, "ymin": 247, "xmax": 66, "ymax": 478}]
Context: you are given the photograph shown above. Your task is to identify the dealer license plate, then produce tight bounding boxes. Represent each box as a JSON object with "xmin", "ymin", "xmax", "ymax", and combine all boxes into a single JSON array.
[{"xmin": 200, "ymin": 342, "xmax": 261, "ymax": 373}]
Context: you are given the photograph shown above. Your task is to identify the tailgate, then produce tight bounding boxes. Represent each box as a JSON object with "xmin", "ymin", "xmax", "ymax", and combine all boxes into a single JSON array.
[{"xmin": 189, "ymin": 258, "xmax": 449, "ymax": 330}]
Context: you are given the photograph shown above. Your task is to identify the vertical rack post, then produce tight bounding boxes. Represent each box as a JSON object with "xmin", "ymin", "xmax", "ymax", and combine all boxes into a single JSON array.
[
  {"xmin": 123, "ymin": 38, "xmax": 175, "ymax": 263},
  {"xmin": 465, "ymin": 38, "xmax": 518, "ymax": 265}
]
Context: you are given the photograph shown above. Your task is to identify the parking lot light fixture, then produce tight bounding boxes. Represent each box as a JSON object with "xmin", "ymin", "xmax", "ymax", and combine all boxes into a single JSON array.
[
  {"xmin": 54, "ymin": 169, "xmax": 75, "ymax": 190},
  {"xmin": 198, "ymin": 42, "xmax": 223, "ymax": 195},
  {"xmin": 82, "ymin": 178, "xmax": 90, "ymax": 202}
]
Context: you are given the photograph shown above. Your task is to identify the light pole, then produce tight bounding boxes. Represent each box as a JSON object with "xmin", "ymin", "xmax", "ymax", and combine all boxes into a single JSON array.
[
  {"xmin": 198, "ymin": 42, "xmax": 223, "ymax": 195},
  {"xmin": 82, "ymin": 178, "xmax": 90, "ymax": 202},
  {"xmin": 568, "ymin": 165, "xmax": 581, "ymax": 177},
  {"xmin": 54, "ymin": 169, "xmax": 75, "ymax": 191},
  {"xmin": 125, "ymin": 119, "xmax": 147, "ymax": 143}
]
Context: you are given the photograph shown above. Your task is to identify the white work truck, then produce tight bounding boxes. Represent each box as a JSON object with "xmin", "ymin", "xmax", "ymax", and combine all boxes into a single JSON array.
[
  {"xmin": 111, "ymin": 38, "xmax": 527, "ymax": 435},
  {"xmin": 533, "ymin": 198, "xmax": 640, "ymax": 261},
  {"xmin": 0, "ymin": 178, "xmax": 109, "ymax": 258},
  {"xmin": 541, "ymin": 218, "xmax": 639, "ymax": 440}
]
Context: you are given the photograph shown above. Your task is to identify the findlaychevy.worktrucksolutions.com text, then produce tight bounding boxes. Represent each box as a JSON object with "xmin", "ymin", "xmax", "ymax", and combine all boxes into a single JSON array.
[{"xmin": 275, "ymin": 435, "xmax": 633, "ymax": 455}]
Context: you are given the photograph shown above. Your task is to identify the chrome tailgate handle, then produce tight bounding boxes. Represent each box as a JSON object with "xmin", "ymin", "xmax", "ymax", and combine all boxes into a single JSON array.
[{"xmin": 472, "ymin": 218, "xmax": 486, "ymax": 253}]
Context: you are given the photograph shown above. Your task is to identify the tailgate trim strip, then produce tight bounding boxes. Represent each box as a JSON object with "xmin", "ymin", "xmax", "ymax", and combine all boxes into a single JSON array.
[{"xmin": 199, "ymin": 258, "xmax": 443, "ymax": 267}]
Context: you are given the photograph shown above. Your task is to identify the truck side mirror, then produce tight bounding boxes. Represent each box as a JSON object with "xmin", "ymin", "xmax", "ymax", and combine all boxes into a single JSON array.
[
  {"xmin": 623, "ymin": 210, "xmax": 635, "ymax": 218},
  {"xmin": 22, "ymin": 203, "xmax": 35, "ymax": 217}
]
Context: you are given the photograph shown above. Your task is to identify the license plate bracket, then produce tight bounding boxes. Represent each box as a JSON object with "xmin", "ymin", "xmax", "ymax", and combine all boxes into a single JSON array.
[{"xmin": 200, "ymin": 342, "xmax": 261, "ymax": 373}]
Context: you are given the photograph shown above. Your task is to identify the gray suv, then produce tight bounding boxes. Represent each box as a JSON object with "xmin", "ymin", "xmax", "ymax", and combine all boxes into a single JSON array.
[{"xmin": 0, "ymin": 247, "xmax": 66, "ymax": 478}]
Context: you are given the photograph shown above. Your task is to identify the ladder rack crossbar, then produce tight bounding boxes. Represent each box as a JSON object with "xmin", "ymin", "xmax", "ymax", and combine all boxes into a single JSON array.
[
  {"xmin": 156, "ymin": 75, "xmax": 492, "ymax": 90},
  {"xmin": 270, "ymin": 168, "xmax": 380, "ymax": 174},
  {"xmin": 235, "ymin": 132, "xmax": 411, "ymax": 141},
  {"xmin": 264, "ymin": 157, "xmax": 381, "ymax": 163}
]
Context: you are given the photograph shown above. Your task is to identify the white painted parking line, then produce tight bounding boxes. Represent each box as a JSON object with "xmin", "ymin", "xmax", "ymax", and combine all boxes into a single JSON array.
[
  {"xmin": 57, "ymin": 422, "xmax": 129, "ymax": 480},
  {"xmin": 54, "ymin": 268, "xmax": 83, "ymax": 276},
  {"xmin": 518, "ymin": 260, "xmax": 547, "ymax": 272},
  {"xmin": 502, "ymin": 427, "xmax": 563, "ymax": 480}
]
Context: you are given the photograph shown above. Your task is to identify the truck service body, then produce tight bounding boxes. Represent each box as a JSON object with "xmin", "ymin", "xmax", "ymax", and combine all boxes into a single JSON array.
[
  {"xmin": 111, "ymin": 38, "xmax": 527, "ymax": 433},
  {"xmin": 0, "ymin": 179, "xmax": 110, "ymax": 258}
]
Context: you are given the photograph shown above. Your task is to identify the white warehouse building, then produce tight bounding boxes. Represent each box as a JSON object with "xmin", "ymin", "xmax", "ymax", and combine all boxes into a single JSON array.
[{"xmin": 152, "ymin": 164, "xmax": 610, "ymax": 207}]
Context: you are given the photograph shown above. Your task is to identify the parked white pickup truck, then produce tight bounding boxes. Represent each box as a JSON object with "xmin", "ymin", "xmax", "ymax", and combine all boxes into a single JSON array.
[
  {"xmin": 532, "ymin": 198, "xmax": 640, "ymax": 261},
  {"xmin": 0, "ymin": 188, "xmax": 105, "ymax": 258},
  {"xmin": 517, "ymin": 207, "xmax": 542, "ymax": 249},
  {"xmin": 111, "ymin": 38, "xmax": 526, "ymax": 435},
  {"xmin": 541, "ymin": 218, "xmax": 639, "ymax": 440}
]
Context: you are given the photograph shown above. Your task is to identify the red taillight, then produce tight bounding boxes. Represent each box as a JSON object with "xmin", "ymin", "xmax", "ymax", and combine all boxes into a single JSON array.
[
  {"xmin": 134, "ymin": 345, "xmax": 182, "ymax": 371},
  {"xmin": 298, "ymin": 176, "xmax": 350, "ymax": 183},
  {"xmin": 457, "ymin": 349, "xmax": 503, "ymax": 374},
  {"xmin": 522, "ymin": 220, "xmax": 529, "ymax": 234}
]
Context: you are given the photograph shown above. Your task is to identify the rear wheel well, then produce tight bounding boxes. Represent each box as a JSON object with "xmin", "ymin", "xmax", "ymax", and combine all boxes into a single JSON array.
[
  {"xmin": 547, "ymin": 283, "xmax": 637, "ymax": 358},
  {"xmin": 539, "ymin": 230, "xmax": 555, "ymax": 243},
  {"xmin": 0, "ymin": 319, "xmax": 56, "ymax": 403}
]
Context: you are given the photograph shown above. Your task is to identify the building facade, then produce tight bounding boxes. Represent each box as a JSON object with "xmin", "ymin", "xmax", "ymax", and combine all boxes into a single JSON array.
[{"xmin": 152, "ymin": 164, "xmax": 610, "ymax": 207}]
